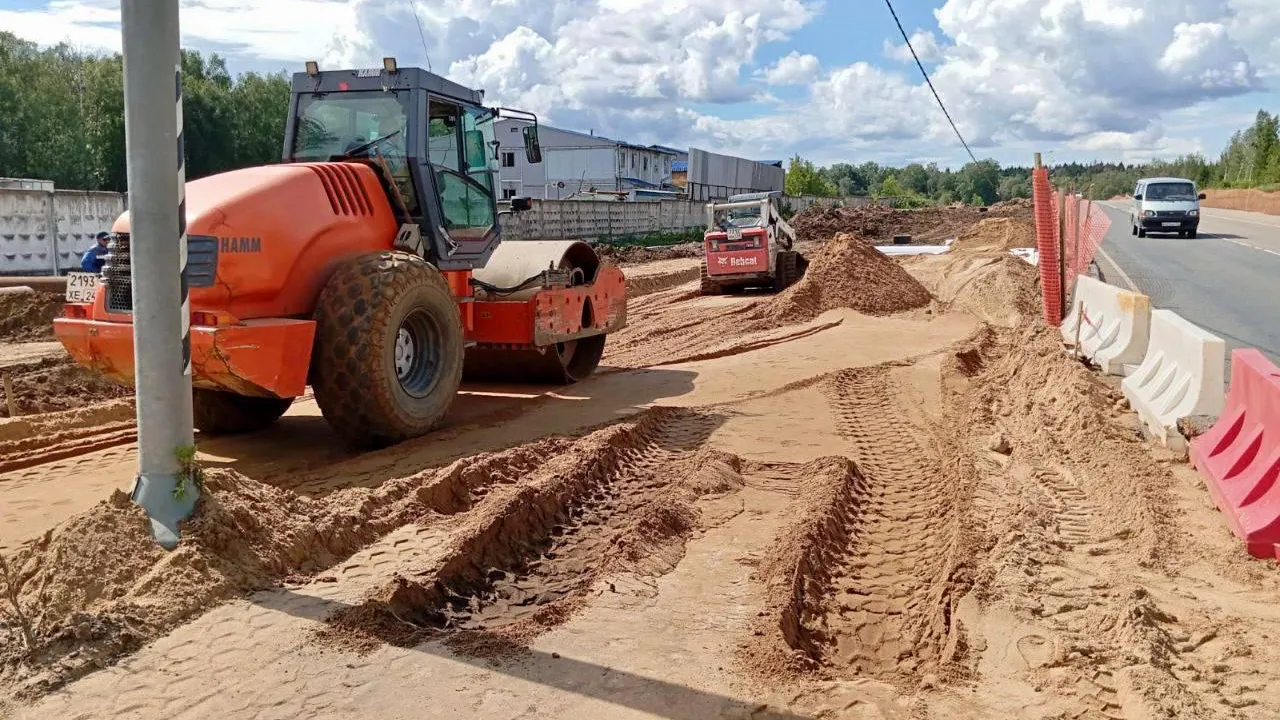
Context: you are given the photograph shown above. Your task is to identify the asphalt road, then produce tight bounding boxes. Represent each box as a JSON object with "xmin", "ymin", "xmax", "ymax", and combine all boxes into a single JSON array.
[{"xmin": 1093, "ymin": 201, "xmax": 1280, "ymax": 374}]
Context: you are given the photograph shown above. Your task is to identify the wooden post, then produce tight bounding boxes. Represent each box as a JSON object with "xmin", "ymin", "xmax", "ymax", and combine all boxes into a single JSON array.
[
  {"xmin": 3, "ymin": 374, "xmax": 17, "ymax": 418},
  {"xmin": 1073, "ymin": 302, "xmax": 1085, "ymax": 361},
  {"xmin": 1034, "ymin": 152, "xmax": 1043, "ymax": 169}
]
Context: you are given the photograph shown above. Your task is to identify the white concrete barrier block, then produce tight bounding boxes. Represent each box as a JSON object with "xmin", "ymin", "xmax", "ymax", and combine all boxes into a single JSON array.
[
  {"xmin": 1060, "ymin": 275, "xmax": 1151, "ymax": 375},
  {"xmin": 1121, "ymin": 309, "xmax": 1226, "ymax": 449}
]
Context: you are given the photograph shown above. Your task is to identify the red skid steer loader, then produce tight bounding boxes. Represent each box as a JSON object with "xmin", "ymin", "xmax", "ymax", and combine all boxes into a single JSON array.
[{"xmin": 699, "ymin": 191, "xmax": 805, "ymax": 295}]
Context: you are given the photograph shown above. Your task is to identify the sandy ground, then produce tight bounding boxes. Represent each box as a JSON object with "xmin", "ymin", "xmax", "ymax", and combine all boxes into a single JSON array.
[{"xmin": 3, "ymin": 217, "xmax": 1280, "ymax": 720}]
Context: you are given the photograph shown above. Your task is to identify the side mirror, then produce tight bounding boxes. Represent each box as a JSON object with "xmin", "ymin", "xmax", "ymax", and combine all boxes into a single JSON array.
[
  {"xmin": 522, "ymin": 125, "xmax": 542, "ymax": 164},
  {"xmin": 1133, "ymin": 194, "xmax": 1142, "ymax": 200},
  {"xmin": 511, "ymin": 197, "xmax": 533, "ymax": 212},
  {"xmin": 1198, "ymin": 192, "xmax": 1206, "ymax": 200}
]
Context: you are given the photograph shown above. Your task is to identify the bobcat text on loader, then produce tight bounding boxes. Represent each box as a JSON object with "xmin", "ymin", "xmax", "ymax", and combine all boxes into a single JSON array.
[
  {"xmin": 699, "ymin": 191, "xmax": 805, "ymax": 295},
  {"xmin": 53, "ymin": 60, "xmax": 627, "ymax": 449}
]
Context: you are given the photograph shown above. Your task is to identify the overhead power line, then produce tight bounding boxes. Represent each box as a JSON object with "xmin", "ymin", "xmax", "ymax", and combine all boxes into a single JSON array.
[
  {"xmin": 883, "ymin": 0, "xmax": 978, "ymax": 164},
  {"xmin": 407, "ymin": 0, "xmax": 433, "ymax": 71}
]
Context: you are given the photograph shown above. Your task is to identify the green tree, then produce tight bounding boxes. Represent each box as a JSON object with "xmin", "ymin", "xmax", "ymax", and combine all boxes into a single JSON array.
[
  {"xmin": 0, "ymin": 32, "xmax": 290, "ymax": 191},
  {"xmin": 785, "ymin": 154, "xmax": 836, "ymax": 196},
  {"xmin": 956, "ymin": 160, "xmax": 1001, "ymax": 205},
  {"xmin": 875, "ymin": 175, "xmax": 908, "ymax": 198}
]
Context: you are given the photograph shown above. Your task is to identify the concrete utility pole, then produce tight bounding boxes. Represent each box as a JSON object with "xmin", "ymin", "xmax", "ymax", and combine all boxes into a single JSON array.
[{"xmin": 120, "ymin": 0, "xmax": 198, "ymax": 549}]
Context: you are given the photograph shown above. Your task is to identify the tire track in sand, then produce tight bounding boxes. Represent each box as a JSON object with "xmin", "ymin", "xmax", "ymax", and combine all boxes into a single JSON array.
[
  {"xmin": 316, "ymin": 407, "xmax": 736, "ymax": 651},
  {"xmin": 804, "ymin": 365, "xmax": 971, "ymax": 681}
]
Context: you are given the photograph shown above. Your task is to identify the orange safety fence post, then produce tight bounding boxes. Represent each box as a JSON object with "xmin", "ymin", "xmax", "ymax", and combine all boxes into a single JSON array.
[{"xmin": 1031, "ymin": 153, "xmax": 1062, "ymax": 325}]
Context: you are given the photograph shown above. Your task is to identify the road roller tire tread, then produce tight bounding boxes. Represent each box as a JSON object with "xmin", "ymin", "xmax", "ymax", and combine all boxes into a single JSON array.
[
  {"xmin": 193, "ymin": 389, "xmax": 293, "ymax": 435},
  {"xmin": 311, "ymin": 251, "xmax": 464, "ymax": 449}
]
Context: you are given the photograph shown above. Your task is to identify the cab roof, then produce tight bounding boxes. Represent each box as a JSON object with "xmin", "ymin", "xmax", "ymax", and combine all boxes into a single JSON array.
[
  {"xmin": 1137, "ymin": 177, "xmax": 1196, "ymax": 185},
  {"xmin": 290, "ymin": 65, "xmax": 484, "ymax": 108}
]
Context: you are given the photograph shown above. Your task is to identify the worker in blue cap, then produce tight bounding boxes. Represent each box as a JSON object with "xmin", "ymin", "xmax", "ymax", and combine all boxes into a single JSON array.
[{"xmin": 80, "ymin": 231, "xmax": 110, "ymax": 273}]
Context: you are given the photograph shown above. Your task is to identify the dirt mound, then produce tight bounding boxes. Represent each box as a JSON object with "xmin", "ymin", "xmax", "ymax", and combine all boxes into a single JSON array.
[
  {"xmin": 949, "ymin": 217, "xmax": 1038, "ymax": 253},
  {"xmin": 0, "ymin": 290, "xmax": 62, "ymax": 343},
  {"xmin": 974, "ymin": 324, "xmax": 1175, "ymax": 564},
  {"xmin": 930, "ymin": 254, "xmax": 1040, "ymax": 328},
  {"xmin": 0, "ymin": 356, "xmax": 131, "ymax": 419},
  {"xmin": 623, "ymin": 261, "xmax": 701, "ymax": 298},
  {"xmin": 790, "ymin": 202, "xmax": 1034, "ymax": 245},
  {"xmin": 0, "ymin": 462, "xmax": 454, "ymax": 697},
  {"xmin": 760, "ymin": 233, "xmax": 933, "ymax": 321},
  {"xmin": 595, "ymin": 242, "xmax": 701, "ymax": 265}
]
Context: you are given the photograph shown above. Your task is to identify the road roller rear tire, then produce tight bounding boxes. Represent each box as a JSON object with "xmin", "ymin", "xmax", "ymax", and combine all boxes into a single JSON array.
[
  {"xmin": 193, "ymin": 389, "xmax": 293, "ymax": 435},
  {"xmin": 311, "ymin": 251, "xmax": 464, "ymax": 449}
]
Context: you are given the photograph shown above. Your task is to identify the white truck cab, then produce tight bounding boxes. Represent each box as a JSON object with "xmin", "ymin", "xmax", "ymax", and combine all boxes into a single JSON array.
[{"xmin": 1130, "ymin": 177, "xmax": 1206, "ymax": 239}]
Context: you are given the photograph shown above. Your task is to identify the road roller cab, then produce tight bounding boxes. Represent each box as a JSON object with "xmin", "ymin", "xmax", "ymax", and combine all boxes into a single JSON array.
[{"xmin": 53, "ymin": 61, "xmax": 626, "ymax": 449}]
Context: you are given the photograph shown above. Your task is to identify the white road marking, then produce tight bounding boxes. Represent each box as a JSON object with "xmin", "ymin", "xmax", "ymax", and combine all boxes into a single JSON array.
[
  {"xmin": 1223, "ymin": 238, "xmax": 1280, "ymax": 257},
  {"xmin": 1199, "ymin": 209, "xmax": 1280, "ymax": 230}
]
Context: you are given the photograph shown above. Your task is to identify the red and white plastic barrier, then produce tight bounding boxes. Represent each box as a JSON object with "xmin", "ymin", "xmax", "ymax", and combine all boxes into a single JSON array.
[{"xmin": 1190, "ymin": 349, "xmax": 1280, "ymax": 560}]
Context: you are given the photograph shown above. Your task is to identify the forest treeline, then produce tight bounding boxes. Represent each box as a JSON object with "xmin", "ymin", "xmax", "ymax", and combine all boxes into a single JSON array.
[{"xmin": 3, "ymin": 31, "xmax": 1278, "ymax": 206}]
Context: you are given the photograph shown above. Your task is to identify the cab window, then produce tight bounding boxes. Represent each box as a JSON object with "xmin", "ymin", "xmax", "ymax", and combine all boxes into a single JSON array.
[
  {"xmin": 427, "ymin": 100, "xmax": 461, "ymax": 172},
  {"xmin": 428, "ymin": 98, "xmax": 494, "ymax": 240}
]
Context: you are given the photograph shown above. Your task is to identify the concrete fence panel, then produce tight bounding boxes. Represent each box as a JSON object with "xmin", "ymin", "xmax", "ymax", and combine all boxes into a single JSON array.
[{"xmin": 1, "ymin": 186, "xmax": 126, "ymax": 275}]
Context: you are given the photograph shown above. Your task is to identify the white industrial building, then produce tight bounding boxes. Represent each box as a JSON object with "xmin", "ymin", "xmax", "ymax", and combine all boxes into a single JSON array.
[{"xmin": 495, "ymin": 119, "xmax": 684, "ymax": 200}]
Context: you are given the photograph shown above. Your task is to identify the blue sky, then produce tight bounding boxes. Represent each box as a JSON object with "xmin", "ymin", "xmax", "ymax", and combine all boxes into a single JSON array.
[{"xmin": 2, "ymin": 0, "xmax": 1278, "ymax": 169}]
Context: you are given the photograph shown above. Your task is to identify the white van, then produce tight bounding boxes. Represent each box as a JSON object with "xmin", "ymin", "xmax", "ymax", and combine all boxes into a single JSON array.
[{"xmin": 1130, "ymin": 177, "xmax": 1206, "ymax": 239}]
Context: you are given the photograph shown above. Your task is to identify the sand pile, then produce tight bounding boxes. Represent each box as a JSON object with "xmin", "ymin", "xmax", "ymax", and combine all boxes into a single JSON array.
[
  {"xmin": 0, "ymin": 290, "xmax": 62, "ymax": 343},
  {"xmin": 949, "ymin": 217, "xmax": 1038, "ymax": 253},
  {"xmin": 595, "ymin": 241, "xmax": 701, "ymax": 265},
  {"xmin": 974, "ymin": 324, "xmax": 1175, "ymax": 564},
  {"xmin": 0, "ymin": 356, "xmax": 131, "ymax": 419},
  {"xmin": 790, "ymin": 203, "xmax": 1034, "ymax": 245},
  {"xmin": 0, "ymin": 467, "xmax": 438, "ymax": 696},
  {"xmin": 920, "ymin": 253, "xmax": 1041, "ymax": 328},
  {"xmin": 760, "ymin": 232, "xmax": 933, "ymax": 321}
]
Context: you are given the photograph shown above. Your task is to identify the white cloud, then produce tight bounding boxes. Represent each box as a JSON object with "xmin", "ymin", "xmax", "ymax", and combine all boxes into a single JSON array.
[
  {"xmin": 883, "ymin": 30, "xmax": 942, "ymax": 64},
  {"xmin": 0, "ymin": 0, "xmax": 366, "ymax": 66},
  {"xmin": 2, "ymin": 0, "xmax": 1278, "ymax": 166},
  {"xmin": 759, "ymin": 51, "xmax": 820, "ymax": 85}
]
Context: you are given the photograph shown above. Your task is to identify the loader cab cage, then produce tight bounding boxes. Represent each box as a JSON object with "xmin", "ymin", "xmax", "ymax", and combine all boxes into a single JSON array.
[{"xmin": 282, "ymin": 65, "xmax": 542, "ymax": 271}]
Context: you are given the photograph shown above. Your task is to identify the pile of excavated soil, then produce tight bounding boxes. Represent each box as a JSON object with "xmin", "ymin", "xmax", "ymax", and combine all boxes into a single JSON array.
[
  {"xmin": 0, "ymin": 290, "xmax": 62, "ymax": 343},
  {"xmin": 595, "ymin": 242, "xmax": 701, "ymax": 266},
  {"xmin": 0, "ymin": 466, "xmax": 442, "ymax": 697},
  {"xmin": 949, "ymin": 216, "xmax": 1038, "ymax": 253},
  {"xmin": 760, "ymin": 232, "xmax": 933, "ymax": 321},
  {"xmin": 602, "ymin": 233, "xmax": 936, "ymax": 369},
  {"xmin": 0, "ymin": 356, "xmax": 131, "ymax": 419},
  {"xmin": 623, "ymin": 260, "xmax": 701, "ymax": 298},
  {"xmin": 974, "ymin": 324, "xmax": 1175, "ymax": 563},
  {"xmin": 951, "ymin": 255, "xmax": 1041, "ymax": 328},
  {"xmin": 790, "ymin": 202, "xmax": 1033, "ymax": 245},
  {"xmin": 897, "ymin": 217, "xmax": 1042, "ymax": 328}
]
